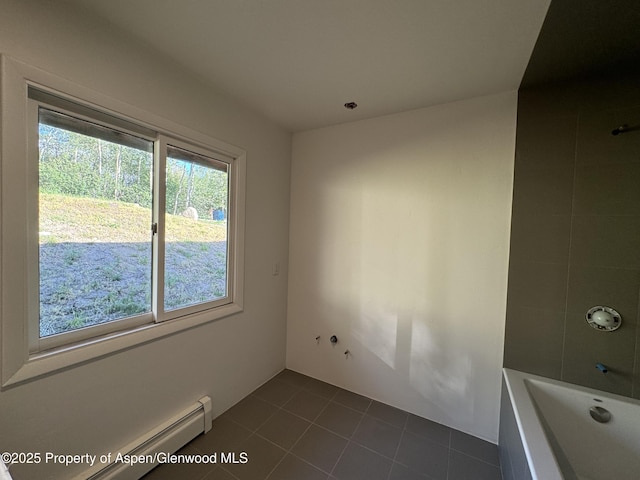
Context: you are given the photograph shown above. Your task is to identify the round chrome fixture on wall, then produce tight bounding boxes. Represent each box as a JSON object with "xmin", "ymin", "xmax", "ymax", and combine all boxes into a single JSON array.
[{"xmin": 585, "ymin": 306, "xmax": 622, "ymax": 332}]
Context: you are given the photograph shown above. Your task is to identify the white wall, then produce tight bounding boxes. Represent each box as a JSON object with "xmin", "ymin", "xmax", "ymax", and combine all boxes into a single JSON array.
[
  {"xmin": 0, "ymin": 0, "xmax": 291, "ymax": 478},
  {"xmin": 287, "ymin": 91, "xmax": 517, "ymax": 442}
]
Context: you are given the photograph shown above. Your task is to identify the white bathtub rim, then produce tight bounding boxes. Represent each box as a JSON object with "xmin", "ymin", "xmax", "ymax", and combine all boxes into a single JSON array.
[
  {"xmin": 502, "ymin": 368, "xmax": 563, "ymax": 480},
  {"xmin": 504, "ymin": 368, "xmax": 640, "ymax": 480}
]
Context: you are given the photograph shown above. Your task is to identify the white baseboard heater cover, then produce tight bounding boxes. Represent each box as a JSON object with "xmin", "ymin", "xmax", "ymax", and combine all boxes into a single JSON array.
[{"xmin": 76, "ymin": 396, "xmax": 212, "ymax": 480}]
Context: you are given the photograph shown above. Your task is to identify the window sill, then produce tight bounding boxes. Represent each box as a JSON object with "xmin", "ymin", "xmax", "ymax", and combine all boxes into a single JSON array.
[
  {"xmin": 2, "ymin": 302, "xmax": 242, "ymax": 388},
  {"xmin": 1, "ymin": 55, "xmax": 246, "ymax": 390}
]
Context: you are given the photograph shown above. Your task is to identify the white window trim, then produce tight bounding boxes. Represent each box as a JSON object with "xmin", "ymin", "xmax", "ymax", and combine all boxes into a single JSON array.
[
  {"xmin": 26, "ymin": 96, "xmax": 159, "ymax": 354},
  {"xmin": 0, "ymin": 55, "xmax": 246, "ymax": 387}
]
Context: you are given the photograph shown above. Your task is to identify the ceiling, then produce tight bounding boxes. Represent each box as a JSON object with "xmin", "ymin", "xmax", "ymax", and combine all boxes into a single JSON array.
[
  {"xmin": 65, "ymin": 0, "xmax": 551, "ymax": 132},
  {"xmin": 522, "ymin": 0, "xmax": 640, "ymax": 87}
]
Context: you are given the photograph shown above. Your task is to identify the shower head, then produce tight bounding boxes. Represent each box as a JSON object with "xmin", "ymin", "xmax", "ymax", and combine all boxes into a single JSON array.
[{"xmin": 611, "ymin": 124, "xmax": 640, "ymax": 136}]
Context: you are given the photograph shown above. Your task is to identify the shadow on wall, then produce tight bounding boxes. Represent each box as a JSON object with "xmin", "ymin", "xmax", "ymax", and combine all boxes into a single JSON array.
[
  {"xmin": 289, "ymin": 106, "xmax": 512, "ymax": 430},
  {"xmin": 322, "ymin": 180, "xmax": 477, "ymax": 424}
]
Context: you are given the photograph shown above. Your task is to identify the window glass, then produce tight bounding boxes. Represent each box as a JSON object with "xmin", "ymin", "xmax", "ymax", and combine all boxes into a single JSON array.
[
  {"xmin": 1, "ymin": 65, "xmax": 246, "ymax": 385},
  {"xmin": 38, "ymin": 108, "xmax": 154, "ymax": 337},
  {"xmin": 164, "ymin": 146, "xmax": 229, "ymax": 311}
]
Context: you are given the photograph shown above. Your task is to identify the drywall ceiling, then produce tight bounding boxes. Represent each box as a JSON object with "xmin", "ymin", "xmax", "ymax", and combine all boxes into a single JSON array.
[{"xmin": 64, "ymin": 0, "xmax": 551, "ymax": 132}]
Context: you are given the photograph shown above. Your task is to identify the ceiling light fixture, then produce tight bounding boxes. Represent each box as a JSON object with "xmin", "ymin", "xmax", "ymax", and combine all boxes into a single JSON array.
[{"xmin": 344, "ymin": 101, "xmax": 358, "ymax": 110}]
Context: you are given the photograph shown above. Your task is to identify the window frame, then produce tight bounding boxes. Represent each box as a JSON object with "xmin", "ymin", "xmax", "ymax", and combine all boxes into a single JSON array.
[
  {"xmin": 28, "ymin": 99, "xmax": 159, "ymax": 353},
  {"xmin": 1, "ymin": 55, "xmax": 246, "ymax": 387},
  {"xmin": 156, "ymin": 136, "xmax": 237, "ymax": 322}
]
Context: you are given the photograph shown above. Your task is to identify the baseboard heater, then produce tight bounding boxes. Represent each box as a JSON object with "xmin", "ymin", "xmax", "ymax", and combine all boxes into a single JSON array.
[{"xmin": 75, "ymin": 396, "xmax": 212, "ymax": 480}]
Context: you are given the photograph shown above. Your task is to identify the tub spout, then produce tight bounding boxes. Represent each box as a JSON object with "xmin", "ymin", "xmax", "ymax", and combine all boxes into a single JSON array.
[{"xmin": 596, "ymin": 363, "xmax": 608, "ymax": 373}]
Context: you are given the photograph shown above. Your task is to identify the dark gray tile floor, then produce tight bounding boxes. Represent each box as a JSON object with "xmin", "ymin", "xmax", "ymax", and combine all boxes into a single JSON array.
[{"xmin": 143, "ymin": 369, "xmax": 502, "ymax": 480}]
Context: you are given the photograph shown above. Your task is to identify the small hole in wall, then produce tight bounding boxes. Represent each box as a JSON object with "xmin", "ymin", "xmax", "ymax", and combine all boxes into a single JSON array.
[{"xmin": 344, "ymin": 102, "xmax": 358, "ymax": 110}]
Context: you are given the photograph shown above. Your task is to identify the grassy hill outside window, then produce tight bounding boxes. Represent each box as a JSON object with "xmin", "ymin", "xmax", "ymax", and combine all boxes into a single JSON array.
[{"xmin": 0, "ymin": 56, "xmax": 246, "ymax": 386}]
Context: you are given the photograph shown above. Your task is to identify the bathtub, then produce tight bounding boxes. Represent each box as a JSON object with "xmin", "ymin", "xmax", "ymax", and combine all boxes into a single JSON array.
[{"xmin": 499, "ymin": 368, "xmax": 640, "ymax": 480}]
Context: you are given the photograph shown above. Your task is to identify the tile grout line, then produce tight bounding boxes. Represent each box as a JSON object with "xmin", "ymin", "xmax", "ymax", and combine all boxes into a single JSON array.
[
  {"xmin": 278, "ymin": 370, "xmax": 488, "ymax": 478},
  {"xmin": 384, "ymin": 412, "xmax": 410, "ymax": 480},
  {"xmin": 449, "ymin": 446, "xmax": 502, "ymax": 468},
  {"xmin": 172, "ymin": 374, "xmax": 323, "ymax": 480},
  {"xmin": 446, "ymin": 426, "xmax": 451, "ymax": 480},
  {"xmin": 222, "ymin": 408, "xmax": 478, "ymax": 480},
  {"xmin": 217, "ymin": 380, "xmax": 306, "ymax": 480},
  {"xmin": 262, "ymin": 382, "xmax": 341, "ymax": 479},
  {"xmin": 178, "ymin": 441, "xmax": 228, "ymax": 480},
  {"xmin": 559, "ymin": 113, "xmax": 581, "ymax": 382},
  {"xmin": 312, "ymin": 387, "xmax": 345, "ymax": 478},
  {"xmin": 217, "ymin": 373, "xmax": 502, "ymax": 480},
  {"xmin": 262, "ymin": 382, "xmax": 322, "ymax": 479},
  {"xmin": 267, "ymin": 376, "xmax": 418, "ymax": 432},
  {"xmin": 327, "ymin": 392, "xmax": 370, "ymax": 479},
  {"xmin": 218, "ymin": 465, "xmax": 241, "ymax": 480}
]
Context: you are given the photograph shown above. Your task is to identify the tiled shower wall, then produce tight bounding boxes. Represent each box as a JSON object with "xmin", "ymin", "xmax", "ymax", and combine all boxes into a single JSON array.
[{"xmin": 504, "ymin": 70, "xmax": 640, "ymax": 399}]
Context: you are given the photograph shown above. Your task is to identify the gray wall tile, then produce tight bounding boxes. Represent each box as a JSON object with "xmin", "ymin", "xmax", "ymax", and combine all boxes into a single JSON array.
[
  {"xmin": 562, "ymin": 308, "xmax": 635, "ymax": 396},
  {"xmin": 505, "ymin": 70, "xmax": 640, "ymax": 398},
  {"xmin": 569, "ymin": 216, "xmax": 640, "ymax": 268},
  {"xmin": 508, "ymin": 214, "xmax": 571, "ymax": 265},
  {"xmin": 506, "ymin": 261, "xmax": 568, "ymax": 311},
  {"xmin": 511, "ymin": 163, "xmax": 575, "ymax": 216},
  {"xmin": 634, "ymin": 311, "xmax": 640, "ymax": 400},
  {"xmin": 499, "ymin": 380, "xmax": 532, "ymax": 480},
  {"xmin": 566, "ymin": 265, "xmax": 640, "ymax": 320},
  {"xmin": 577, "ymin": 107, "xmax": 640, "ymax": 166},
  {"xmin": 503, "ymin": 306, "xmax": 564, "ymax": 378},
  {"xmin": 573, "ymin": 162, "xmax": 640, "ymax": 215},
  {"xmin": 515, "ymin": 115, "xmax": 577, "ymax": 169}
]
